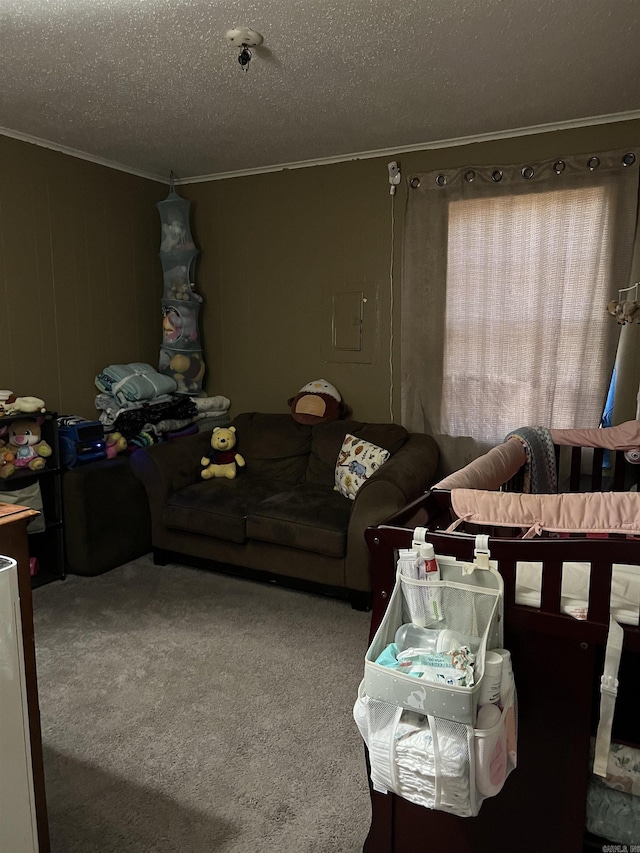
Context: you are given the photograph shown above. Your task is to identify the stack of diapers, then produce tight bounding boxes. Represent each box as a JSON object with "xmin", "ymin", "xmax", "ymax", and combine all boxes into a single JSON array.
[
  {"xmin": 354, "ymin": 691, "xmax": 472, "ymax": 816},
  {"xmin": 394, "ymin": 712, "xmax": 471, "ymax": 815}
]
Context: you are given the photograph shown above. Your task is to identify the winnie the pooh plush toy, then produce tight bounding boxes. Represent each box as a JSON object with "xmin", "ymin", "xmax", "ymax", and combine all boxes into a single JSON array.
[{"xmin": 201, "ymin": 426, "xmax": 245, "ymax": 480}]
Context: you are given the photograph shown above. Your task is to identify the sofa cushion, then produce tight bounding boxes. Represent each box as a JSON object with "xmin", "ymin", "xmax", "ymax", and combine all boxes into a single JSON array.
[
  {"xmin": 163, "ymin": 477, "xmax": 290, "ymax": 543},
  {"xmin": 306, "ymin": 420, "xmax": 409, "ymax": 486},
  {"xmin": 246, "ymin": 483, "xmax": 352, "ymax": 558},
  {"xmin": 231, "ymin": 412, "xmax": 312, "ymax": 483}
]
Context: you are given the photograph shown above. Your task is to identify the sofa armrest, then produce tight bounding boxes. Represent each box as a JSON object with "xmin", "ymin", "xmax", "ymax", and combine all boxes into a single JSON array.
[
  {"xmin": 344, "ymin": 433, "xmax": 439, "ymax": 592},
  {"xmin": 129, "ymin": 431, "xmax": 212, "ymax": 526}
]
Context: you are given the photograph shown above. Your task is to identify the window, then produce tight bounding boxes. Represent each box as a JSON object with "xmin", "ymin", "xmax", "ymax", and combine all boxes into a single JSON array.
[{"xmin": 401, "ymin": 151, "xmax": 639, "ymax": 473}]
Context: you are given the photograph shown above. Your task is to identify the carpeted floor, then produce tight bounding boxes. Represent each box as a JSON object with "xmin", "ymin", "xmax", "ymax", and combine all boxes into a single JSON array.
[{"xmin": 31, "ymin": 555, "xmax": 373, "ymax": 852}]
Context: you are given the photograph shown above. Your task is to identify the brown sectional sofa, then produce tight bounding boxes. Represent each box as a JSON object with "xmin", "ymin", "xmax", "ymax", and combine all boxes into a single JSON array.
[{"xmin": 130, "ymin": 412, "xmax": 438, "ymax": 608}]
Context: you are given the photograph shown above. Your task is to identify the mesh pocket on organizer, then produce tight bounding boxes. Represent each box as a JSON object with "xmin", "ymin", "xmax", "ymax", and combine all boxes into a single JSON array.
[
  {"xmin": 394, "ymin": 714, "xmax": 475, "ymax": 816},
  {"xmin": 428, "ymin": 716, "xmax": 474, "ymax": 816},
  {"xmin": 401, "ymin": 579, "xmax": 498, "ymax": 640},
  {"xmin": 354, "ymin": 687, "xmax": 402, "ymax": 793},
  {"xmin": 473, "ymin": 691, "xmax": 517, "ymax": 802}
]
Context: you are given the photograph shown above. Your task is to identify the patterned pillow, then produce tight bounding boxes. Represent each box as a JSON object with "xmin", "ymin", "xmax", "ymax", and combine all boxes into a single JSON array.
[{"xmin": 335, "ymin": 433, "xmax": 390, "ymax": 500}]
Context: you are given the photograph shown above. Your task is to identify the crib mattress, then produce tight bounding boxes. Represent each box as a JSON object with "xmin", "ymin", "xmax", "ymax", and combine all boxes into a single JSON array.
[{"xmin": 515, "ymin": 561, "xmax": 640, "ymax": 626}]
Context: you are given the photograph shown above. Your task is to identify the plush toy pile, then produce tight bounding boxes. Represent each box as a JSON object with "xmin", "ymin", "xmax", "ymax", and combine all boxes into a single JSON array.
[{"xmin": 0, "ymin": 391, "xmax": 46, "ymax": 417}]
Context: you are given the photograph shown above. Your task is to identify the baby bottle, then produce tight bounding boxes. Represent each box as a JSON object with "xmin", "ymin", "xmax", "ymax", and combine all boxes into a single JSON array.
[{"xmin": 394, "ymin": 623, "xmax": 480, "ymax": 654}]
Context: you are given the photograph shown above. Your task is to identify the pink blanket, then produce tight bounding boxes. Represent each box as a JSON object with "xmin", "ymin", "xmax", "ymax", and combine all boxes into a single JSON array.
[{"xmin": 434, "ymin": 438, "xmax": 526, "ymax": 491}]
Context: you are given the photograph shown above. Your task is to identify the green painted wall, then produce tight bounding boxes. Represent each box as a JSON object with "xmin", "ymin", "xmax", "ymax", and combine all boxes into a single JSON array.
[
  {"xmin": 1, "ymin": 119, "xmax": 638, "ymax": 423},
  {"xmin": 184, "ymin": 119, "xmax": 640, "ymax": 422},
  {"xmin": 0, "ymin": 136, "xmax": 165, "ymax": 418}
]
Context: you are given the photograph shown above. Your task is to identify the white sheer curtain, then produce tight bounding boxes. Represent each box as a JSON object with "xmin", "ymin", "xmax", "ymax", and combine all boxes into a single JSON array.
[{"xmin": 401, "ymin": 149, "xmax": 640, "ymax": 475}]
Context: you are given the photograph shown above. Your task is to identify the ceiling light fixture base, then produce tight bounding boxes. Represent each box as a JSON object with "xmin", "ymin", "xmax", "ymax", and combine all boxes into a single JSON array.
[{"xmin": 225, "ymin": 27, "xmax": 263, "ymax": 48}]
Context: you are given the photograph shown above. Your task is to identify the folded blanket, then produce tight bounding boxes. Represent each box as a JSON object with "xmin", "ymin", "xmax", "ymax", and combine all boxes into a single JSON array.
[
  {"xmin": 96, "ymin": 363, "xmax": 177, "ymax": 404},
  {"xmin": 591, "ymin": 740, "xmax": 640, "ymax": 798},
  {"xmin": 112, "ymin": 396, "xmax": 198, "ymax": 440},
  {"xmin": 504, "ymin": 426, "xmax": 557, "ymax": 494}
]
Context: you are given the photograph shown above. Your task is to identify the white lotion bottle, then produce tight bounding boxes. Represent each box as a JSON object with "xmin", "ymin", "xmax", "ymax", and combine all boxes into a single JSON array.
[
  {"xmin": 475, "ymin": 705, "xmax": 508, "ymax": 798},
  {"xmin": 493, "ymin": 648, "xmax": 517, "ymax": 766},
  {"xmin": 478, "ymin": 651, "xmax": 503, "ymax": 707}
]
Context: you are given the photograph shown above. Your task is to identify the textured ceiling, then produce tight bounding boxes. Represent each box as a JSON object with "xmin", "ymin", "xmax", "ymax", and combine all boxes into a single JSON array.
[{"xmin": 1, "ymin": 0, "xmax": 639, "ymax": 183}]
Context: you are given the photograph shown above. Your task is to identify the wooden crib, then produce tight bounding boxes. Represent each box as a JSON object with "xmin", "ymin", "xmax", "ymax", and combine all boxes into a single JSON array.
[{"xmin": 361, "ymin": 442, "xmax": 640, "ymax": 853}]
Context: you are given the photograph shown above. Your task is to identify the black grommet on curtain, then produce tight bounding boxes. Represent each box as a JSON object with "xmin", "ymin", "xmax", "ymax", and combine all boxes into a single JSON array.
[
  {"xmin": 553, "ymin": 160, "xmax": 566, "ymax": 174},
  {"xmin": 521, "ymin": 166, "xmax": 535, "ymax": 179},
  {"xmin": 410, "ymin": 177, "xmax": 421, "ymax": 189},
  {"xmin": 587, "ymin": 157, "xmax": 600, "ymax": 171},
  {"xmin": 435, "ymin": 174, "xmax": 447, "ymax": 186},
  {"xmin": 622, "ymin": 152, "xmax": 636, "ymax": 167},
  {"xmin": 491, "ymin": 170, "xmax": 503, "ymax": 182},
  {"xmin": 464, "ymin": 170, "xmax": 475, "ymax": 182}
]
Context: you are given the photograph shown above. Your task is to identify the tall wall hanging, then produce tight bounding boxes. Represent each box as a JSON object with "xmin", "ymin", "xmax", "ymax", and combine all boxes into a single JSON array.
[{"xmin": 157, "ymin": 174, "xmax": 205, "ymax": 394}]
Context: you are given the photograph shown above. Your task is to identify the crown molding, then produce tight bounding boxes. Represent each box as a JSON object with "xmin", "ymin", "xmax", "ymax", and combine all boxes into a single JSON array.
[
  {"xmin": 3, "ymin": 109, "xmax": 640, "ymax": 186},
  {"xmin": 0, "ymin": 126, "xmax": 167, "ymax": 183},
  {"xmin": 180, "ymin": 110, "xmax": 640, "ymax": 184}
]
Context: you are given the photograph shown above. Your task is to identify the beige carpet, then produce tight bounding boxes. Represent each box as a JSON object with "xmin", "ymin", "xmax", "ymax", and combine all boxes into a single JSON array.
[{"xmin": 32, "ymin": 555, "xmax": 372, "ymax": 852}]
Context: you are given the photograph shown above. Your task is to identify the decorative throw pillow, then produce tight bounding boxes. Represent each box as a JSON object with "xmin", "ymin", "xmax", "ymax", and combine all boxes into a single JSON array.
[{"xmin": 335, "ymin": 433, "xmax": 390, "ymax": 500}]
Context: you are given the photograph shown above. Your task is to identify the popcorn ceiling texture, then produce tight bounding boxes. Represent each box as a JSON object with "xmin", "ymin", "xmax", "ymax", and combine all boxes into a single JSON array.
[{"xmin": 0, "ymin": 0, "xmax": 639, "ymax": 180}]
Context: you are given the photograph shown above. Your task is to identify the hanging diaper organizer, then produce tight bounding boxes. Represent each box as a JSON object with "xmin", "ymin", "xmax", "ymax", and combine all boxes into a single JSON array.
[{"xmin": 354, "ymin": 530, "xmax": 517, "ymax": 818}]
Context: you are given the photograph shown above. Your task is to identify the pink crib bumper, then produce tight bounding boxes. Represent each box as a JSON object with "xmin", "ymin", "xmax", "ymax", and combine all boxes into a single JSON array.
[{"xmin": 450, "ymin": 488, "xmax": 640, "ymax": 536}]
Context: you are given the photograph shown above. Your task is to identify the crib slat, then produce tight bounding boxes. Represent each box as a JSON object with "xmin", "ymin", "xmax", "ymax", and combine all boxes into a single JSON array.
[
  {"xmin": 612, "ymin": 450, "xmax": 627, "ymax": 491},
  {"xmin": 591, "ymin": 447, "xmax": 604, "ymax": 491},
  {"xmin": 570, "ymin": 446, "xmax": 582, "ymax": 491},
  {"xmin": 587, "ymin": 561, "xmax": 614, "ymax": 624},
  {"xmin": 540, "ymin": 560, "xmax": 563, "ymax": 614},
  {"xmin": 498, "ymin": 557, "xmax": 516, "ymax": 609}
]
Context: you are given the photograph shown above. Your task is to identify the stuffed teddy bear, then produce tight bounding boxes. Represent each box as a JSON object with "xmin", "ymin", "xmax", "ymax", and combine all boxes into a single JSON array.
[
  {"xmin": 0, "ymin": 441, "xmax": 16, "ymax": 479},
  {"xmin": 105, "ymin": 432, "xmax": 127, "ymax": 458},
  {"xmin": 201, "ymin": 426, "xmax": 245, "ymax": 480},
  {"xmin": 4, "ymin": 418, "xmax": 52, "ymax": 471}
]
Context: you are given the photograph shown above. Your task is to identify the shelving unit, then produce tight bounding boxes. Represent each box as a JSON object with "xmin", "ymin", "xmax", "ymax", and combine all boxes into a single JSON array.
[{"xmin": 0, "ymin": 411, "xmax": 65, "ymax": 588}]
